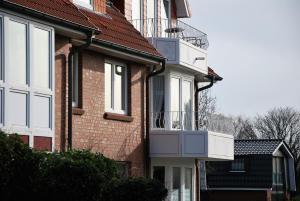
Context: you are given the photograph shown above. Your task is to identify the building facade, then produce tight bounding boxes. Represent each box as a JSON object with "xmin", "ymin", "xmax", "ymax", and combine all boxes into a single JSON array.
[
  {"xmin": 205, "ymin": 140, "xmax": 296, "ymax": 201},
  {"xmin": 0, "ymin": 0, "xmax": 234, "ymax": 201}
]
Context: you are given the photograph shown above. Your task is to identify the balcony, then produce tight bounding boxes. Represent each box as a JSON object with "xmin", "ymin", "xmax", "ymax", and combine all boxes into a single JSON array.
[
  {"xmin": 131, "ymin": 18, "xmax": 209, "ymax": 74},
  {"xmin": 149, "ymin": 111, "xmax": 234, "ymax": 160}
]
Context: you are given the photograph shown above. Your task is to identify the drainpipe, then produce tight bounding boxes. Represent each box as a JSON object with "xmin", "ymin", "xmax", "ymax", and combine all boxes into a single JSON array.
[
  {"xmin": 145, "ymin": 59, "xmax": 166, "ymax": 177},
  {"xmin": 67, "ymin": 32, "xmax": 94, "ymax": 150},
  {"xmin": 194, "ymin": 76, "xmax": 215, "ymax": 201}
]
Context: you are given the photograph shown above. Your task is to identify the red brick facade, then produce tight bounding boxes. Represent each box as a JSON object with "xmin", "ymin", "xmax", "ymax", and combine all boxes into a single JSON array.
[{"xmin": 54, "ymin": 34, "xmax": 148, "ymax": 176}]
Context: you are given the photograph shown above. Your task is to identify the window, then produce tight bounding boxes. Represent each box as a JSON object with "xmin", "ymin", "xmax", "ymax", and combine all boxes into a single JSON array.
[
  {"xmin": 153, "ymin": 166, "xmax": 165, "ymax": 185},
  {"xmin": 117, "ymin": 161, "xmax": 131, "ymax": 178},
  {"xmin": 172, "ymin": 167, "xmax": 181, "ymax": 201},
  {"xmin": 152, "ymin": 76, "xmax": 165, "ymax": 128},
  {"xmin": 170, "ymin": 76, "xmax": 193, "ymax": 130},
  {"xmin": 105, "ymin": 61, "xmax": 128, "ymax": 114},
  {"xmin": 72, "ymin": 52, "xmax": 79, "ymax": 107},
  {"xmin": 7, "ymin": 19, "xmax": 27, "ymax": 85},
  {"xmin": 73, "ymin": 0, "xmax": 93, "ymax": 9},
  {"xmin": 0, "ymin": 14, "xmax": 54, "ymax": 148},
  {"xmin": 185, "ymin": 168, "xmax": 192, "ymax": 201},
  {"xmin": 273, "ymin": 157, "xmax": 284, "ymax": 185},
  {"xmin": 231, "ymin": 158, "xmax": 245, "ymax": 172},
  {"xmin": 33, "ymin": 27, "xmax": 51, "ymax": 89}
]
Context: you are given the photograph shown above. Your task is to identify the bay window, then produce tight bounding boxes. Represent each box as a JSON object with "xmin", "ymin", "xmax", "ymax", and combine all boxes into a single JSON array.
[
  {"xmin": 105, "ymin": 61, "xmax": 128, "ymax": 114},
  {"xmin": 0, "ymin": 13, "xmax": 54, "ymax": 148}
]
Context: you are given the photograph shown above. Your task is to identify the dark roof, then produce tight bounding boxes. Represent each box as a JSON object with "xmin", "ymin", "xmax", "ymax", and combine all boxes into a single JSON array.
[
  {"xmin": 208, "ymin": 67, "xmax": 223, "ymax": 81},
  {"xmin": 234, "ymin": 139, "xmax": 282, "ymax": 155},
  {"xmin": 2, "ymin": 0, "xmax": 163, "ymax": 59}
]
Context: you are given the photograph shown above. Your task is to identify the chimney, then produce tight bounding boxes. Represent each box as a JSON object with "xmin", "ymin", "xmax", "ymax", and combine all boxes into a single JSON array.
[{"xmin": 93, "ymin": 0, "xmax": 107, "ymax": 13}]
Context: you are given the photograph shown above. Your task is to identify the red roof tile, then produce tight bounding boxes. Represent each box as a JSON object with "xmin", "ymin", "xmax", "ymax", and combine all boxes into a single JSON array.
[
  {"xmin": 3, "ymin": 0, "xmax": 162, "ymax": 59},
  {"xmin": 3, "ymin": 0, "xmax": 99, "ymax": 31},
  {"xmin": 81, "ymin": 5, "xmax": 162, "ymax": 58}
]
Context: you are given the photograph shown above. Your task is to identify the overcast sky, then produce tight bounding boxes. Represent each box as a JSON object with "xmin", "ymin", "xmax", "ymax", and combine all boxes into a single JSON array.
[{"xmin": 184, "ymin": 0, "xmax": 300, "ymax": 117}]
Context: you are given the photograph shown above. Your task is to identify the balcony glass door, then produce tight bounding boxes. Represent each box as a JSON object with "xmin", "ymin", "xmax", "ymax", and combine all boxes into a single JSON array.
[
  {"xmin": 132, "ymin": 0, "xmax": 142, "ymax": 32},
  {"xmin": 152, "ymin": 76, "xmax": 165, "ymax": 129},
  {"xmin": 160, "ymin": 0, "xmax": 170, "ymax": 37},
  {"xmin": 185, "ymin": 168, "xmax": 192, "ymax": 201}
]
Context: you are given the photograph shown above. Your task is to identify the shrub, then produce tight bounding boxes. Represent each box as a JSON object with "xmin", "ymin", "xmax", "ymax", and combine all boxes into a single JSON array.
[
  {"xmin": 0, "ymin": 132, "xmax": 168, "ymax": 201},
  {"xmin": 105, "ymin": 177, "xmax": 168, "ymax": 201},
  {"xmin": 37, "ymin": 150, "xmax": 119, "ymax": 201}
]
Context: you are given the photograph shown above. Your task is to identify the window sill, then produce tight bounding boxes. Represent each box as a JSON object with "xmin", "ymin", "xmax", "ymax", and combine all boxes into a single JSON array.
[
  {"xmin": 104, "ymin": 112, "xmax": 133, "ymax": 122},
  {"xmin": 72, "ymin": 108, "xmax": 85, "ymax": 116}
]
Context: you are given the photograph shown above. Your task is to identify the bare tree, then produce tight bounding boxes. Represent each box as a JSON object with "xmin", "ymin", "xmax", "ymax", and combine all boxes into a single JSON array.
[
  {"xmin": 198, "ymin": 89, "xmax": 216, "ymax": 127},
  {"xmin": 233, "ymin": 117, "xmax": 257, "ymax": 140},
  {"xmin": 255, "ymin": 107, "xmax": 300, "ymax": 170}
]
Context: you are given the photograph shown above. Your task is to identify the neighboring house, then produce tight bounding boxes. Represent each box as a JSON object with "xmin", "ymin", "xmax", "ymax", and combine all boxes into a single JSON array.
[
  {"xmin": 0, "ymin": 0, "xmax": 234, "ymax": 201},
  {"xmin": 204, "ymin": 140, "xmax": 296, "ymax": 201}
]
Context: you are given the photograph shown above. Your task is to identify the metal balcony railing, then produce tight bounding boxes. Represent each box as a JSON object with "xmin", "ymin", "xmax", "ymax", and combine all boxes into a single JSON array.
[
  {"xmin": 131, "ymin": 18, "xmax": 209, "ymax": 50},
  {"xmin": 151, "ymin": 111, "xmax": 230, "ymax": 134}
]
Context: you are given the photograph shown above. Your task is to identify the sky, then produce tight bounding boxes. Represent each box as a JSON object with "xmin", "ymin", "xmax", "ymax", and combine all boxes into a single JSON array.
[{"xmin": 184, "ymin": 0, "xmax": 300, "ymax": 117}]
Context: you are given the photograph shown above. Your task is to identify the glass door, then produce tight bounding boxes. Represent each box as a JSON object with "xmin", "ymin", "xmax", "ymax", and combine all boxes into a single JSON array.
[
  {"xmin": 172, "ymin": 167, "xmax": 181, "ymax": 201},
  {"xmin": 185, "ymin": 168, "xmax": 192, "ymax": 201}
]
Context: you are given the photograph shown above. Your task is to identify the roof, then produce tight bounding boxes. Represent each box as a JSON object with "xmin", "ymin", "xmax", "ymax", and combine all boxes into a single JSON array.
[
  {"xmin": 234, "ymin": 139, "xmax": 283, "ymax": 155},
  {"xmin": 2, "ymin": 0, "xmax": 99, "ymax": 31},
  {"xmin": 81, "ymin": 5, "xmax": 162, "ymax": 58},
  {"xmin": 207, "ymin": 67, "xmax": 223, "ymax": 81},
  {"xmin": 2, "ymin": 0, "xmax": 163, "ymax": 59}
]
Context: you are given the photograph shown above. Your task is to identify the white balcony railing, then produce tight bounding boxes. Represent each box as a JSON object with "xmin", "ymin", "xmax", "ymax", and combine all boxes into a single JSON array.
[
  {"xmin": 151, "ymin": 111, "xmax": 230, "ymax": 134},
  {"xmin": 131, "ymin": 18, "xmax": 209, "ymax": 50}
]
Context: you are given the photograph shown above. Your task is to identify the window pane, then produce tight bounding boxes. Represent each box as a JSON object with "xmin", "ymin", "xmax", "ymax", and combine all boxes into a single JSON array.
[
  {"xmin": 152, "ymin": 76, "xmax": 165, "ymax": 128},
  {"xmin": 114, "ymin": 65, "xmax": 126, "ymax": 112},
  {"xmin": 185, "ymin": 168, "xmax": 192, "ymax": 201},
  {"xmin": 183, "ymin": 81, "xmax": 192, "ymax": 130},
  {"xmin": 105, "ymin": 63, "xmax": 112, "ymax": 110},
  {"xmin": 7, "ymin": 20, "xmax": 27, "ymax": 85},
  {"xmin": 172, "ymin": 167, "xmax": 181, "ymax": 201},
  {"xmin": 33, "ymin": 27, "xmax": 50, "ymax": 89},
  {"xmin": 78, "ymin": 0, "xmax": 91, "ymax": 5},
  {"xmin": 153, "ymin": 166, "xmax": 165, "ymax": 185},
  {"xmin": 0, "ymin": 19, "xmax": 2, "ymax": 80},
  {"xmin": 171, "ymin": 77, "xmax": 180, "ymax": 129},
  {"xmin": 72, "ymin": 53, "xmax": 79, "ymax": 107}
]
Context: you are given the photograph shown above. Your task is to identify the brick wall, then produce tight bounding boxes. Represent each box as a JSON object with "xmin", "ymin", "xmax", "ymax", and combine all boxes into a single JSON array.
[{"xmin": 54, "ymin": 34, "xmax": 147, "ymax": 176}]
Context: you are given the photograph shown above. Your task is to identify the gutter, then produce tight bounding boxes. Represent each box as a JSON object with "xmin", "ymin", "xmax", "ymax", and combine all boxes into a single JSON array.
[
  {"xmin": 67, "ymin": 31, "xmax": 95, "ymax": 150},
  {"xmin": 145, "ymin": 59, "xmax": 166, "ymax": 177}
]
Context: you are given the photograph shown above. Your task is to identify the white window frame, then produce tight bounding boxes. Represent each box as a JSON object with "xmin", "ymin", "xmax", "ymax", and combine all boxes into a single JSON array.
[
  {"xmin": 0, "ymin": 12, "xmax": 55, "ymax": 150},
  {"xmin": 73, "ymin": 0, "xmax": 93, "ymax": 10},
  {"xmin": 104, "ymin": 60, "xmax": 128, "ymax": 115}
]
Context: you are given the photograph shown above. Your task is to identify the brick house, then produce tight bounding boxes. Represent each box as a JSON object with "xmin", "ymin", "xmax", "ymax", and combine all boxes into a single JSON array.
[{"xmin": 0, "ymin": 0, "xmax": 234, "ymax": 201}]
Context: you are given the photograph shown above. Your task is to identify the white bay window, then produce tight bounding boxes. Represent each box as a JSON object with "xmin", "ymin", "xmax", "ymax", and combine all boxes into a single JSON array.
[
  {"xmin": 0, "ymin": 13, "xmax": 54, "ymax": 148},
  {"xmin": 105, "ymin": 61, "xmax": 128, "ymax": 114}
]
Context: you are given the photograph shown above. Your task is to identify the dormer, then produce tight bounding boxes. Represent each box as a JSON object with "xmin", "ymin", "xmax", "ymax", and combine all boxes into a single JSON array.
[{"xmin": 73, "ymin": 0, "xmax": 106, "ymax": 13}]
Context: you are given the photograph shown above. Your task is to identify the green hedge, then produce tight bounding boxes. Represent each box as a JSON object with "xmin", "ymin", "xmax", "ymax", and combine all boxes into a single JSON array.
[{"xmin": 0, "ymin": 132, "xmax": 167, "ymax": 201}]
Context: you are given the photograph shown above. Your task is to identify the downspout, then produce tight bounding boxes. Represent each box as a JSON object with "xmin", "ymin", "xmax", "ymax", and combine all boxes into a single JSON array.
[
  {"xmin": 67, "ymin": 32, "xmax": 94, "ymax": 150},
  {"xmin": 145, "ymin": 59, "xmax": 166, "ymax": 177},
  {"xmin": 194, "ymin": 76, "xmax": 214, "ymax": 201}
]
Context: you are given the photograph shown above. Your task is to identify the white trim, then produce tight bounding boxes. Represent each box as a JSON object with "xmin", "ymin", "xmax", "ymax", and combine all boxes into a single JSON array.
[
  {"xmin": 104, "ymin": 59, "xmax": 128, "ymax": 115},
  {"xmin": 272, "ymin": 141, "xmax": 294, "ymax": 159}
]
